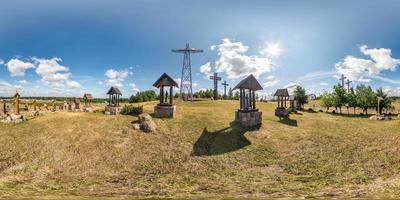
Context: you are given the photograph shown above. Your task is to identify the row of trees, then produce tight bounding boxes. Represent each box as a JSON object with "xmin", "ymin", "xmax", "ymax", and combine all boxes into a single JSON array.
[
  {"xmin": 320, "ymin": 84, "xmax": 393, "ymax": 115},
  {"xmin": 129, "ymin": 90, "xmax": 158, "ymax": 103}
]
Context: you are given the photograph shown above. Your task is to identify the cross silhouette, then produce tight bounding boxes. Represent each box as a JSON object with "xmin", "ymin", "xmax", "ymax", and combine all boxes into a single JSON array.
[
  {"xmin": 209, "ymin": 72, "xmax": 221, "ymax": 100},
  {"xmin": 345, "ymin": 79, "xmax": 352, "ymax": 92},
  {"xmin": 221, "ymin": 80, "xmax": 229, "ymax": 100},
  {"xmin": 339, "ymin": 74, "xmax": 346, "ymax": 88}
]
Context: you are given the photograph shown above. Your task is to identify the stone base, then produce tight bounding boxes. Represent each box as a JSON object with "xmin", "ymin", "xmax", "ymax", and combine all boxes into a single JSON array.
[
  {"xmin": 84, "ymin": 106, "xmax": 94, "ymax": 112},
  {"xmin": 369, "ymin": 115, "xmax": 391, "ymax": 120},
  {"xmin": 31, "ymin": 110, "xmax": 40, "ymax": 117},
  {"xmin": 275, "ymin": 107, "xmax": 289, "ymax": 117},
  {"xmin": 105, "ymin": 106, "xmax": 121, "ymax": 115},
  {"xmin": 235, "ymin": 110, "xmax": 262, "ymax": 127},
  {"xmin": 154, "ymin": 105, "xmax": 175, "ymax": 118},
  {"xmin": 1, "ymin": 114, "xmax": 27, "ymax": 124}
]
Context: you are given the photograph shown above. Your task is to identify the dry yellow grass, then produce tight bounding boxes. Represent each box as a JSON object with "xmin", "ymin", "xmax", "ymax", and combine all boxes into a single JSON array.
[{"xmin": 0, "ymin": 100, "xmax": 399, "ymax": 199}]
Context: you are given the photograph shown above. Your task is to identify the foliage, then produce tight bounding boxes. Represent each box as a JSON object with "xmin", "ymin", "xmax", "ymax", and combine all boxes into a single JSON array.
[
  {"xmin": 346, "ymin": 88, "xmax": 358, "ymax": 114},
  {"xmin": 375, "ymin": 88, "xmax": 393, "ymax": 112},
  {"xmin": 320, "ymin": 92, "xmax": 334, "ymax": 112},
  {"xmin": 293, "ymin": 86, "xmax": 308, "ymax": 108},
  {"xmin": 120, "ymin": 104, "xmax": 143, "ymax": 115},
  {"xmin": 332, "ymin": 84, "xmax": 347, "ymax": 114},
  {"xmin": 355, "ymin": 85, "xmax": 375, "ymax": 114},
  {"xmin": 129, "ymin": 90, "xmax": 158, "ymax": 103},
  {"xmin": 193, "ymin": 89, "xmax": 217, "ymax": 99}
]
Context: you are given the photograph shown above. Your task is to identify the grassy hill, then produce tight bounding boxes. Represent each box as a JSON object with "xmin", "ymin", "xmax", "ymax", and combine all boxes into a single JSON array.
[{"xmin": 0, "ymin": 100, "xmax": 400, "ymax": 199}]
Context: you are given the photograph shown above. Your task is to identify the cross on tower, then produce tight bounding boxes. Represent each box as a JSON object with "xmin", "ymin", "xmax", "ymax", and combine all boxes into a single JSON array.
[
  {"xmin": 209, "ymin": 72, "xmax": 221, "ymax": 100},
  {"xmin": 345, "ymin": 79, "xmax": 352, "ymax": 92},
  {"xmin": 339, "ymin": 74, "xmax": 346, "ymax": 88},
  {"xmin": 221, "ymin": 80, "xmax": 229, "ymax": 100}
]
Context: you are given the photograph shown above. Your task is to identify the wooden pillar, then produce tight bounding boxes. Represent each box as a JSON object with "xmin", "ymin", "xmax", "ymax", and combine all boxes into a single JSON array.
[
  {"xmin": 108, "ymin": 95, "xmax": 111, "ymax": 105},
  {"xmin": 284, "ymin": 96, "xmax": 287, "ymax": 108},
  {"xmin": 240, "ymin": 89, "xmax": 243, "ymax": 110},
  {"xmin": 252, "ymin": 90, "xmax": 256, "ymax": 109},
  {"xmin": 169, "ymin": 86, "xmax": 173, "ymax": 105},
  {"xmin": 14, "ymin": 96, "xmax": 20, "ymax": 115}
]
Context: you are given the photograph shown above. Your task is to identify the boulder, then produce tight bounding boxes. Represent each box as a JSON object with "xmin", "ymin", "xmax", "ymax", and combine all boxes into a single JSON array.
[
  {"xmin": 1, "ymin": 114, "xmax": 27, "ymax": 124},
  {"xmin": 31, "ymin": 111, "xmax": 40, "ymax": 117},
  {"xmin": 138, "ymin": 113, "xmax": 156, "ymax": 133}
]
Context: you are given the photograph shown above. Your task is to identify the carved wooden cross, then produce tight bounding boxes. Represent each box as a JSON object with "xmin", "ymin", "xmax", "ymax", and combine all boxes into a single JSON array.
[
  {"xmin": 345, "ymin": 79, "xmax": 352, "ymax": 92},
  {"xmin": 339, "ymin": 74, "xmax": 346, "ymax": 88},
  {"xmin": 209, "ymin": 72, "xmax": 221, "ymax": 100},
  {"xmin": 221, "ymin": 80, "xmax": 229, "ymax": 99}
]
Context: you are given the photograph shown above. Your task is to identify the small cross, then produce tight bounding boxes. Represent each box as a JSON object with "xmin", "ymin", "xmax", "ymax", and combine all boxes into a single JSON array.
[
  {"xmin": 209, "ymin": 72, "xmax": 221, "ymax": 100},
  {"xmin": 345, "ymin": 79, "xmax": 352, "ymax": 92},
  {"xmin": 221, "ymin": 80, "xmax": 229, "ymax": 100},
  {"xmin": 339, "ymin": 74, "xmax": 346, "ymax": 88}
]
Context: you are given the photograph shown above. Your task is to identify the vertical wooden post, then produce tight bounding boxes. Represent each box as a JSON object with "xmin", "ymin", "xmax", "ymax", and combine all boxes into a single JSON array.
[
  {"xmin": 240, "ymin": 89, "xmax": 243, "ymax": 110},
  {"xmin": 169, "ymin": 86, "xmax": 173, "ymax": 105},
  {"xmin": 252, "ymin": 90, "xmax": 256, "ymax": 109}
]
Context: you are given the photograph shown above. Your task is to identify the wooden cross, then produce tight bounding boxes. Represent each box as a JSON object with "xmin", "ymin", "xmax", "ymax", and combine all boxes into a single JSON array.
[
  {"xmin": 345, "ymin": 79, "xmax": 352, "ymax": 92},
  {"xmin": 377, "ymin": 96, "xmax": 384, "ymax": 115},
  {"xmin": 221, "ymin": 80, "xmax": 229, "ymax": 100},
  {"xmin": 209, "ymin": 72, "xmax": 221, "ymax": 100},
  {"xmin": 339, "ymin": 74, "xmax": 346, "ymax": 88}
]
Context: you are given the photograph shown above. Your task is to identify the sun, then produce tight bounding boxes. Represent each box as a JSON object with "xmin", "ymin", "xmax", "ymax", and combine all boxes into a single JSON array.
[{"xmin": 264, "ymin": 42, "xmax": 283, "ymax": 58}]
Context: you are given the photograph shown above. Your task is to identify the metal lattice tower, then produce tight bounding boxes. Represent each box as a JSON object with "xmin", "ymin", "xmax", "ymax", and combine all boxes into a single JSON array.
[{"xmin": 172, "ymin": 43, "xmax": 203, "ymax": 101}]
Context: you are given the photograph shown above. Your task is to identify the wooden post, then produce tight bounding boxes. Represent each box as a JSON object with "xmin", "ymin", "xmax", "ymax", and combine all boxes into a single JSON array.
[
  {"xmin": 14, "ymin": 94, "xmax": 20, "ymax": 115},
  {"xmin": 169, "ymin": 86, "xmax": 173, "ymax": 105},
  {"xmin": 239, "ymin": 89, "xmax": 243, "ymax": 110},
  {"xmin": 284, "ymin": 96, "xmax": 287, "ymax": 108},
  {"xmin": 252, "ymin": 90, "xmax": 256, "ymax": 109}
]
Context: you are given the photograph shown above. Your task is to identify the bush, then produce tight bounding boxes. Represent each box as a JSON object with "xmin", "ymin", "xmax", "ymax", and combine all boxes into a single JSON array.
[{"xmin": 121, "ymin": 104, "xmax": 143, "ymax": 115}]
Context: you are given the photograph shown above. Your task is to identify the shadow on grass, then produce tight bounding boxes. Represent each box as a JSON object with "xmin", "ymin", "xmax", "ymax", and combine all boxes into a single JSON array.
[
  {"xmin": 192, "ymin": 121, "xmax": 251, "ymax": 156},
  {"xmin": 278, "ymin": 117, "xmax": 298, "ymax": 127}
]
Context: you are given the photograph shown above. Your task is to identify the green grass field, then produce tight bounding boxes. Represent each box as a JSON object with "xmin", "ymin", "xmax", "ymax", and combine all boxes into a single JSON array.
[{"xmin": 0, "ymin": 100, "xmax": 400, "ymax": 199}]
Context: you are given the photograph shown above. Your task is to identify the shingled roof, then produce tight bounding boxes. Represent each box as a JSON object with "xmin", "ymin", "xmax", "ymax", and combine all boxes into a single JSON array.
[
  {"xmin": 107, "ymin": 87, "xmax": 122, "ymax": 95},
  {"xmin": 153, "ymin": 73, "xmax": 179, "ymax": 88},
  {"xmin": 274, "ymin": 89, "xmax": 289, "ymax": 97},
  {"xmin": 232, "ymin": 74, "xmax": 263, "ymax": 91},
  {"xmin": 83, "ymin": 93, "xmax": 93, "ymax": 100}
]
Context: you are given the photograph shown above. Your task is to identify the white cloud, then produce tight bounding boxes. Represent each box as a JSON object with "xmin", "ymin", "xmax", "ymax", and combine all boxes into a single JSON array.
[
  {"xmin": 0, "ymin": 81, "xmax": 23, "ymax": 96},
  {"xmin": 0, "ymin": 59, "xmax": 4, "ymax": 65},
  {"xmin": 284, "ymin": 82, "xmax": 301, "ymax": 89},
  {"xmin": 298, "ymin": 71, "xmax": 336, "ymax": 81},
  {"xmin": 66, "ymin": 81, "xmax": 81, "ymax": 89},
  {"xmin": 319, "ymin": 82, "xmax": 328, "ymax": 86},
  {"xmin": 32, "ymin": 57, "xmax": 81, "ymax": 90},
  {"xmin": 263, "ymin": 79, "xmax": 280, "ymax": 87},
  {"xmin": 18, "ymin": 80, "xmax": 29, "ymax": 85},
  {"xmin": 266, "ymin": 75, "xmax": 275, "ymax": 80},
  {"xmin": 104, "ymin": 69, "xmax": 129, "ymax": 87},
  {"xmin": 335, "ymin": 45, "xmax": 400, "ymax": 81},
  {"xmin": 199, "ymin": 62, "xmax": 212, "ymax": 78},
  {"xmin": 212, "ymin": 38, "xmax": 274, "ymax": 79},
  {"xmin": 5, "ymin": 59, "xmax": 35, "ymax": 76},
  {"xmin": 129, "ymin": 83, "xmax": 140, "ymax": 92},
  {"xmin": 382, "ymin": 86, "xmax": 400, "ymax": 96}
]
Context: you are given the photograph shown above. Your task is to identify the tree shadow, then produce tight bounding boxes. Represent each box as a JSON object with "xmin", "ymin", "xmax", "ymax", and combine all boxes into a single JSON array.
[
  {"xmin": 192, "ymin": 122, "xmax": 251, "ymax": 156},
  {"xmin": 278, "ymin": 117, "xmax": 298, "ymax": 127}
]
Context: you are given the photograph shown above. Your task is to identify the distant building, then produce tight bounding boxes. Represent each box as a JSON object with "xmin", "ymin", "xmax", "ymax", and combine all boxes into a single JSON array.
[{"xmin": 307, "ymin": 94, "xmax": 317, "ymax": 101}]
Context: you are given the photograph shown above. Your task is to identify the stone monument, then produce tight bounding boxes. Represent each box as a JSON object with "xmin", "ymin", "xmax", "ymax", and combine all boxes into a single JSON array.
[
  {"xmin": 0, "ymin": 99, "xmax": 6, "ymax": 117},
  {"xmin": 153, "ymin": 73, "xmax": 179, "ymax": 118},
  {"xmin": 232, "ymin": 74, "xmax": 263, "ymax": 127},
  {"xmin": 83, "ymin": 93, "xmax": 94, "ymax": 112},
  {"xmin": 274, "ymin": 89, "xmax": 289, "ymax": 117},
  {"xmin": 105, "ymin": 86, "xmax": 122, "ymax": 115}
]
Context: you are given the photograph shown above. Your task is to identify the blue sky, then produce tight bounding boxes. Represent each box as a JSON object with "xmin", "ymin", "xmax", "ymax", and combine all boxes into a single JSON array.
[{"xmin": 1, "ymin": 0, "xmax": 400, "ymax": 98}]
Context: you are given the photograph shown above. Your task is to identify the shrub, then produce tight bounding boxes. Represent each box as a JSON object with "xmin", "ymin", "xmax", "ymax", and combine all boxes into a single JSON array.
[{"xmin": 121, "ymin": 104, "xmax": 143, "ymax": 115}]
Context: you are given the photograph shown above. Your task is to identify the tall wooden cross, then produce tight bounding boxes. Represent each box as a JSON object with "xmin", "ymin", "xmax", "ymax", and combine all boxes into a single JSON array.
[
  {"xmin": 345, "ymin": 79, "xmax": 352, "ymax": 92},
  {"xmin": 221, "ymin": 80, "xmax": 229, "ymax": 100},
  {"xmin": 209, "ymin": 72, "xmax": 221, "ymax": 100},
  {"xmin": 339, "ymin": 74, "xmax": 346, "ymax": 88}
]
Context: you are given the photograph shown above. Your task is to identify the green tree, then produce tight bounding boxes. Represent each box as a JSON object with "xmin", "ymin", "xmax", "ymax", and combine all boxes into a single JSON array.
[
  {"xmin": 233, "ymin": 91, "xmax": 240, "ymax": 100},
  {"xmin": 332, "ymin": 84, "xmax": 347, "ymax": 114},
  {"xmin": 293, "ymin": 86, "xmax": 308, "ymax": 109},
  {"xmin": 347, "ymin": 87, "xmax": 358, "ymax": 115},
  {"xmin": 375, "ymin": 88, "xmax": 393, "ymax": 114},
  {"xmin": 320, "ymin": 92, "xmax": 334, "ymax": 112},
  {"xmin": 355, "ymin": 84, "xmax": 375, "ymax": 115}
]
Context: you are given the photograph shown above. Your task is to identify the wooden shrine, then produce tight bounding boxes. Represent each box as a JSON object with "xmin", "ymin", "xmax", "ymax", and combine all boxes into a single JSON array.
[{"xmin": 153, "ymin": 73, "xmax": 179, "ymax": 118}]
